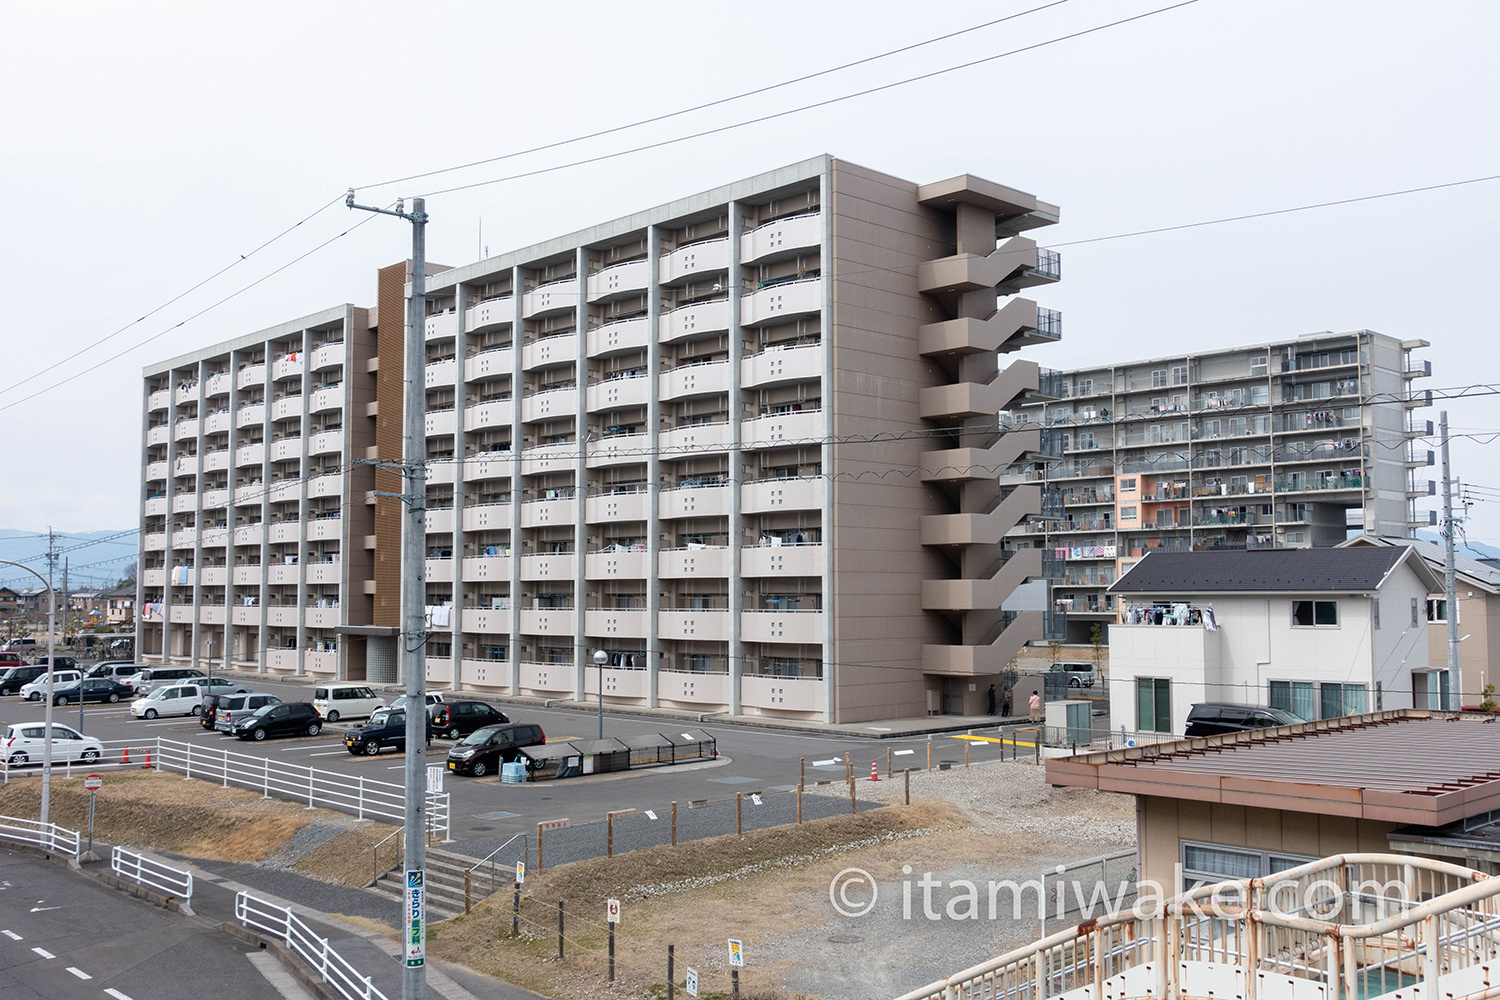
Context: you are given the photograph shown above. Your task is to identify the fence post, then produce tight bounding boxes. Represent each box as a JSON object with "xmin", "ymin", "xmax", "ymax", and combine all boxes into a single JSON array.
[
  {"xmin": 464, "ymin": 872, "xmax": 471, "ymax": 914},
  {"xmin": 221, "ymin": 743, "xmax": 228, "ymax": 788},
  {"xmin": 262, "ymin": 756, "xmax": 270, "ymax": 798},
  {"xmin": 536, "ymin": 822, "xmax": 544, "ymax": 872},
  {"xmin": 670, "ymin": 802, "xmax": 677, "ymax": 846},
  {"xmin": 886, "ymin": 747, "xmax": 892, "ymax": 778},
  {"xmin": 185, "ymin": 741, "xmax": 192, "ymax": 780},
  {"xmin": 926, "ymin": 740, "xmax": 932, "ymax": 772},
  {"xmin": 668, "ymin": 943, "xmax": 675, "ymax": 1000},
  {"xmin": 965, "ymin": 740, "xmax": 970, "ymax": 769},
  {"xmin": 512, "ymin": 877, "xmax": 520, "ymax": 936},
  {"xmin": 732, "ymin": 967, "xmax": 740, "ymax": 999},
  {"xmin": 557, "ymin": 900, "xmax": 564, "ymax": 960},
  {"xmin": 904, "ymin": 768, "xmax": 910, "ymax": 806},
  {"xmin": 608, "ymin": 921, "xmax": 615, "ymax": 982},
  {"xmin": 844, "ymin": 755, "xmax": 851, "ymax": 783},
  {"xmin": 607, "ymin": 811, "xmax": 614, "ymax": 858},
  {"xmin": 736, "ymin": 792, "xmax": 742, "ymax": 835},
  {"xmin": 800, "ymin": 757, "xmax": 804, "ymax": 786},
  {"xmin": 796, "ymin": 783, "xmax": 802, "ymax": 825},
  {"xmin": 849, "ymin": 778, "xmax": 856, "ymax": 814},
  {"xmin": 306, "ymin": 763, "xmax": 315, "ymax": 810},
  {"xmin": 1035, "ymin": 733, "xmax": 1041, "ymax": 765}
]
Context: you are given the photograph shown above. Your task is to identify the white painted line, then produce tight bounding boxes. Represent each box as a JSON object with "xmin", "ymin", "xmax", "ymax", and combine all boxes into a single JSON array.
[
  {"xmin": 893, "ymin": 749, "xmax": 916, "ymax": 756},
  {"xmin": 66, "ymin": 966, "xmax": 91, "ymax": 980},
  {"xmin": 106, "ymin": 989, "xmax": 135, "ymax": 1000},
  {"xmin": 812, "ymin": 757, "xmax": 841, "ymax": 766},
  {"xmin": 307, "ymin": 750, "xmax": 348, "ymax": 757},
  {"xmin": 1, "ymin": 929, "xmax": 19, "ymax": 940},
  {"xmin": 31, "ymin": 946, "xmax": 54, "ymax": 959},
  {"xmin": 866, "ymin": 726, "xmax": 893, "ymax": 731}
]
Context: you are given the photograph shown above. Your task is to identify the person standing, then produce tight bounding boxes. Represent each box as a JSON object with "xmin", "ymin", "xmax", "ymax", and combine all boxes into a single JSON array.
[
  {"xmin": 1029, "ymin": 691, "xmax": 1042, "ymax": 723},
  {"xmin": 987, "ymin": 684, "xmax": 997, "ymax": 715}
]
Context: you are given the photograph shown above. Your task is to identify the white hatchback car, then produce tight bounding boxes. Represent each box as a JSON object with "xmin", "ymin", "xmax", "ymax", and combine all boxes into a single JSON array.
[
  {"xmin": 3, "ymin": 722, "xmax": 104, "ymax": 766},
  {"xmin": 19, "ymin": 670, "xmax": 83, "ymax": 701},
  {"xmin": 312, "ymin": 684, "xmax": 385, "ymax": 722},
  {"xmin": 130, "ymin": 682, "xmax": 207, "ymax": 719}
]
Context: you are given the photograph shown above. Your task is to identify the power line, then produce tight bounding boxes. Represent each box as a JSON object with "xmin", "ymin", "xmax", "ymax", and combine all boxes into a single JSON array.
[{"xmin": 354, "ymin": 0, "xmax": 1077, "ymax": 193}]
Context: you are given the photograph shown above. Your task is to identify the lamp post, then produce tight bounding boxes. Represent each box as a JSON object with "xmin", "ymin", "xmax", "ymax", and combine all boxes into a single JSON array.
[{"xmin": 593, "ymin": 649, "xmax": 608, "ymax": 739}]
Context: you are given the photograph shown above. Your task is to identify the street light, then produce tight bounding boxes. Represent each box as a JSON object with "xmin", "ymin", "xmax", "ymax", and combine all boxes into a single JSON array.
[{"xmin": 593, "ymin": 649, "xmax": 608, "ymax": 739}]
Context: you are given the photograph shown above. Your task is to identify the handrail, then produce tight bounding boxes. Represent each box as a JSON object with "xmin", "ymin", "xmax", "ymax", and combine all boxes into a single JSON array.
[{"xmin": 371, "ymin": 827, "xmax": 403, "ymax": 885}]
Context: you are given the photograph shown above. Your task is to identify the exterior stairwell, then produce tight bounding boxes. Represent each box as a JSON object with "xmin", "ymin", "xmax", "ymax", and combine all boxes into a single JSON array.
[{"xmin": 367, "ymin": 846, "xmax": 475, "ymax": 919}]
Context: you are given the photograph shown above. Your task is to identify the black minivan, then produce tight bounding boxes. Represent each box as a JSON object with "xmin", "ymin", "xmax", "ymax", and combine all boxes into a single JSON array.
[
  {"xmin": 1184, "ymin": 703, "xmax": 1306, "ymax": 737},
  {"xmin": 0, "ymin": 664, "xmax": 47, "ymax": 696},
  {"xmin": 446, "ymin": 723, "xmax": 545, "ymax": 777}
]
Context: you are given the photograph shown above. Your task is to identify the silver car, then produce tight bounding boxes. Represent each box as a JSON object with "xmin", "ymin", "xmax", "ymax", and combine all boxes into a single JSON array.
[{"xmin": 214, "ymin": 692, "xmax": 282, "ymax": 732}]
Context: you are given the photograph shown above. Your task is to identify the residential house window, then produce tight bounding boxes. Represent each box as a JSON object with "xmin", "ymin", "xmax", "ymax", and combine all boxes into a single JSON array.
[
  {"xmin": 1426, "ymin": 598, "xmax": 1449, "ymax": 622},
  {"xmin": 1372, "ymin": 599, "xmax": 1380, "ymax": 629},
  {"xmin": 1292, "ymin": 600, "xmax": 1338, "ymax": 626},
  {"xmin": 1182, "ymin": 841, "xmax": 1312, "ymax": 889},
  {"xmin": 1411, "ymin": 597, "xmax": 1420, "ymax": 627},
  {"xmin": 1320, "ymin": 682, "xmax": 1367, "ymax": 719},
  {"xmin": 1269, "ymin": 680, "xmax": 1317, "ymax": 720},
  {"xmin": 1137, "ymin": 678, "xmax": 1171, "ymax": 733}
]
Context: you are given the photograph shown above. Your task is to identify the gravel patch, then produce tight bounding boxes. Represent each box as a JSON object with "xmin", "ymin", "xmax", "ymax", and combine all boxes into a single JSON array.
[{"xmin": 258, "ymin": 815, "xmax": 374, "ymax": 869}]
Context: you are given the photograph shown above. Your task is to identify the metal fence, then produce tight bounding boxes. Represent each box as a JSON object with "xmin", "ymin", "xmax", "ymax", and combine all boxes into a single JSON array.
[
  {"xmin": 235, "ymin": 891, "xmax": 389, "ymax": 1000},
  {"xmin": 0, "ymin": 814, "xmax": 79, "ymax": 856},
  {"xmin": 111, "ymin": 846, "xmax": 193, "ymax": 901}
]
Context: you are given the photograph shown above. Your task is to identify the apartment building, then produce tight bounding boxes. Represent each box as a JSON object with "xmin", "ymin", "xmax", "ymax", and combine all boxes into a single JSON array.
[
  {"xmin": 1006, "ymin": 331, "xmax": 1432, "ymax": 641},
  {"xmin": 138, "ymin": 155, "xmax": 1063, "ymax": 722}
]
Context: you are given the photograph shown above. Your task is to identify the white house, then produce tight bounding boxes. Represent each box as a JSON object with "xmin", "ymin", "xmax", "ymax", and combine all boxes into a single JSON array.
[{"xmin": 1107, "ymin": 547, "xmax": 1440, "ymax": 735}]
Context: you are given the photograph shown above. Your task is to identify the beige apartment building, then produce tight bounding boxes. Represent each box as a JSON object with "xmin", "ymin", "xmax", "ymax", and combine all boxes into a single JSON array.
[
  {"xmin": 137, "ymin": 156, "xmax": 1063, "ymax": 722},
  {"xmin": 1006, "ymin": 332, "xmax": 1432, "ymax": 641}
]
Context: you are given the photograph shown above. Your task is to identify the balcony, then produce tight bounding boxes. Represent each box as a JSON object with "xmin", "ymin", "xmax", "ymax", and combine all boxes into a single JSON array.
[
  {"xmin": 268, "ymin": 521, "xmax": 300, "ymax": 544},
  {"xmin": 144, "ymin": 496, "xmax": 168, "ymax": 517},
  {"xmin": 659, "ymin": 482, "xmax": 730, "ymax": 520},
  {"xmin": 660, "ymin": 236, "xmax": 729, "ymax": 283},
  {"xmin": 742, "ymin": 409, "xmax": 821, "ymax": 449},
  {"xmin": 270, "ymin": 437, "xmax": 301, "ymax": 462},
  {"xmin": 519, "ymin": 552, "xmax": 577, "ymax": 580},
  {"xmin": 741, "ymin": 343, "xmax": 821, "ymax": 388},
  {"xmin": 424, "ymin": 507, "xmax": 454, "ymax": 534},
  {"xmin": 584, "ymin": 609, "xmax": 650, "ymax": 638},
  {"xmin": 518, "ymin": 609, "xmax": 576, "ymax": 635},
  {"xmin": 171, "ymin": 528, "xmax": 198, "ymax": 548},
  {"xmin": 582, "ymin": 666, "xmax": 650, "ymax": 701},
  {"xmin": 659, "ymin": 546, "xmax": 732, "ymax": 578},
  {"xmin": 519, "ymin": 662, "xmax": 572, "ymax": 694},
  {"xmin": 741, "ymin": 609, "xmax": 823, "ymax": 644},
  {"xmin": 660, "ymin": 359, "xmax": 730, "ymax": 401},
  {"xmin": 204, "ymin": 410, "xmax": 231, "ymax": 434},
  {"xmin": 200, "ymin": 566, "xmax": 228, "ymax": 586},
  {"xmin": 229, "ymin": 606, "xmax": 258, "ymax": 625},
  {"xmin": 271, "ymin": 395, "xmax": 302, "ymax": 421},
  {"xmin": 236, "ymin": 363, "xmax": 266, "ymax": 389},
  {"xmin": 522, "ymin": 278, "xmax": 578, "ymax": 319},
  {"xmin": 267, "ymin": 564, "xmax": 298, "ymax": 585},
  {"xmin": 233, "ymin": 523, "xmax": 264, "ymax": 546},
  {"xmin": 148, "ymin": 388, "xmax": 171, "ymax": 411},
  {"xmin": 203, "ymin": 449, "xmax": 230, "ymax": 473},
  {"xmin": 268, "ymin": 479, "xmax": 298, "ymax": 503},
  {"xmin": 461, "ymin": 502, "xmax": 511, "ymax": 532},
  {"xmin": 460, "ymin": 608, "xmax": 510, "ymax": 634},
  {"xmin": 267, "ymin": 607, "xmax": 299, "ymax": 627},
  {"xmin": 740, "ymin": 277, "xmax": 821, "ymax": 326},
  {"xmin": 308, "ymin": 429, "xmax": 343, "ymax": 457},
  {"xmin": 742, "ymin": 476, "xmax": 825, "ymax": 514},
  {"xmin": 233, "ymin": 482, "xmax": 263, "ymax": 505},
  {"xmin": 741, "ymin": 674, "xmax": 823, "ymax": 715},
  {"xmin": 201, "ymin": 488, "xmax": 230, "ymax": 510},
  {"xmin": 519, "ymin": 442, "xmax": 575, "ymax": 477},
  {"xmin": 236, "ymin": 402, "xmax": 267, "ymax": 428},
  {"xmin": 424, "ymin": 310, "xmax": 458, "ymax": 342},
  {"xmin": 424, "ymin": 357, "xmax": 457, "ymax": 389},
  {"xmin": 657, "ymin": 669, "xmax": 730, "ymax": 707},
  {"xmin": 740, "ymin": 212, "xmax": 820, "ymax": 264},
  {"xmin": 586, "ymin": 433, "xmax": 648, "ymax": 469},
  {"xmin": 265, "ymin": 648, "xmax": 297, "ymax": 672},
  {"xmin": 586, "ymin": 373, "xmax": 650, "ymax": 412},
  {"xmin": 271, "ymin": 354, "xmax": 304, "ymax": 381},
  {"xmin": 463, "ymin": 400, "xmax": 512, "ymax": 434},
  {"xmin": 585, "ymin": 548, "xmax": 649, "ymax": 579},
  {"xmin": 142, "ymin": 568, "xmax": 166, "ymax": 587},
  {"xmin": 424, "ymin": 407, "xmax": 456, "ymax": 438},
  {"xmin": 659, "ymin": 299, "xmax": 729, "ymax": 343},
  {"xmin": 174, "ymin": 454, "xmax": 199, "ymax": 477},
  {"xmin": 174, "ymin": 418, "xmax": 199, "ymax": 441},
  {"xmin": 519, "ymin": 385, "xmax": 577, "ymax": 424},
  {"xmin": 305, "ymin": 608, "xmax": 338, "ymax": 629},
  {"xmin": 741, "ymin": 543, "xmax": 823, "ymax": 577},
  {"xmin": 585, "ymin": 488, "xmax": 648, "ymax": 523},
  {"xmin": 311, "ymin": 341, "xmax": 345, "ymax": 371},
  {"xmin": 146, "ymin": 460, "xmax": 168, "ymax": 482},
  {"xmin": 306, "ymin": 473, "xmax": 340, "ymax": 500},
  {"xmin": 146, "ymin": 424, "xmax": 170, "ymax": 446},
  {"xmin": 587, "ymin": 258, "xmax": 650, "ymax": 303},
  {"xmin": 659, "ymin": 421, "xmax": 732, "ymax": 457},
  {"xmin": 175, "ymin": 382, "xmax": 200, "ymax": 405},
  {"xmin": 425, "ymin": 558, "xmax": 453, "ymax": 584},
  {"xmin": 466, "ymin": 295, "xmax": 515, "ymax": 332},
  {"xmin": 460, "ymin": 554, "xmax": 511, "ymax": 582},
  {"xmin": 169, "ymin": 606, "xmax": 195, "ymax": 624},
  {"xmin": 658, "ymin": 611, "xmax": 731, "ymax": 642},
  {"xmin": 307, "ymin": 516, "xmax": 341, "ymax": 542},
  {"xmin": 144, "ymin": 532, "xmax": 168, "ymax": 551},
  {"xmin": 231, "ymin": 564, "xmax": 261, "ymax": 585},
  {"xmin": 587, "ymin": 316, "xmax": 650, "ymax": 357}
]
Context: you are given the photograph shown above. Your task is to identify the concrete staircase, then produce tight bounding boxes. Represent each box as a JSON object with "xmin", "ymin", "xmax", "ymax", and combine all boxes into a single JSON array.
[{"xmin": 367, "ymin": 846, "xmax": 475, "ymax": 920}]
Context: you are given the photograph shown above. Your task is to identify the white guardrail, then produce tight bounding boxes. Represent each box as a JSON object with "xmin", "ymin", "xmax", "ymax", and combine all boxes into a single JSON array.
[
  {"xmin": 0, "ymin": 740, "xmax": 450, "ymax": 841},
  {"xmin": 236, "ymin": 891, "xmax": 389, "ymax": 1000},
  {"xmin": 111, "ymin": 846, "xmax": 192, "ymax": 901},
  {"xmin": 0, "ymin": 814, "xmax": 80, "ymax": 856}
]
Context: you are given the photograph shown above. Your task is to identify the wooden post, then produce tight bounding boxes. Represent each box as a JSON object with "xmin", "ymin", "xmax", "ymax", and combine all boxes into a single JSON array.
[
  {"xmin": 736, "ymin": 791, "xmax": 743, "ymax": 835},
  {"xmin": 886, "ymin": 747, "xmax": 892, "ymax": 778},
  {"xmin": 464, "ymin": 872, "xmax": 471, "ymax": 914},
  {"xmin": 796, "ymin": 783, "xmax": 803, "ymax": 824},
  {"xmin": 671, "ymin": 801, "xmax": 677, "ymax": 846},
  {"xmin": 844, "ymin": 755, "xmax": 851, "ymax": 783},
  {"xmin": 800, "ymin": 756, "xmax": 805, "ymax": 786},
  {"xmin": 608, "ymin": 923, "xmax": 615, "ymax": 982},
  {"xmin": 732, "ymin": 967, "xmax": 740, "ymax": 999},
  {"xmin": 904, "ymin": 768, "xmax": 910, "ymax": 806},
  {"xmin": 926, "ymin": 741, "xmax": 932, "ymax": 772},
  {"xmin": 536, "ymin": 821, "xmax": 544, "ymax": 872},
  {"xmin": 849, "ymin": 777, "xmax": 856, "ymax": 814},
  {"xmin": 557, "ymin": 900, "xmax": 564, "ymax": 960},
  {"xmin": 965, "ymin": 740, "xmax": 970, "ymax": 769},
  {"xmin": 668, "ymin": 943, "xmax": 675, "ymax": 1000},
  {"xmin": 512, "ymin": 879, "xmax": 520, "ymax": 936}
]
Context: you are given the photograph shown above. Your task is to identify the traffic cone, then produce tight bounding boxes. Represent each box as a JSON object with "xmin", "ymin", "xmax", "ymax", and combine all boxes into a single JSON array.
[
  {"xmin": 142, "ymin": 749, "xmax": 152, "ymax": 769},
  {"xmin": 121, "ymin": 746, "xmax": 130, "ymax": 765},
  {"xmin": 870, "ymin": 759, "xmax": 880, "ymax": 782}
]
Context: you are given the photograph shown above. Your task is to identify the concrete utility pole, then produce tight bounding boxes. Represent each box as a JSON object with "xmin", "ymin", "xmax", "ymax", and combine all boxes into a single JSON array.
[
  {"xmin": 0, "ymin": 559, "xmax": 56, "ymax": 822},
  {"xmin": 1440, "ymin": 411, "xmax": 1460, "ymax": 710},
  {"xmin": 346, "ymin": 189, "xmax": 430, "ymax": 1000}
]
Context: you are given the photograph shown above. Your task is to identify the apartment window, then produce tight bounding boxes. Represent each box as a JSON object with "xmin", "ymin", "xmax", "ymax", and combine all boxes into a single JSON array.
[
  {"xmin": 1286, "ymin": 531, "xmax": 1306, "ymax": 544},
  {"xmin": 1250, "ymin": 355, "xmax": 1269, "ymax": 377},
  {"xmin": 1152, "ymin": 369, "xmax": 1168, "ymax": 388},
  {"xmin": 1137, "ymin": 678, "xmax": 1172, "ymax": 733},
  {"xmin": 1120, "ymin": 505, "xmax": 1138, "ymax": 520},
  {"xmin": 1320, "ymin": 682, "xmax": 1367, "ymax": 718},
  {"xmin": 1172, "ymin": 365, "xmax": 1188, "ymax": 385},
  {"xmin": 1269, "ymin": 680, "xmax": 1317, "ymax": 720},
  {"xmin": 1427, "ymin": 598, "xmax": 1449, "ymax": 622},
  {"xmin": 1292, "ymin": 600, "xmax": 1338, "ymax": 627},
  {"xmin": 1120, "ymin": 477, "xmax": 1137, "ymax": 494},
  {"xmin": 1076, "ymin": 378, "xmax": 1093, "ymax": 396}
]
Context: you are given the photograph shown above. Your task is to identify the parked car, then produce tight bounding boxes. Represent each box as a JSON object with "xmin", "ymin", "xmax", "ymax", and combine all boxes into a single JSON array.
[
  {"xmin": 130, "ymin": 682, "xmax": 207, "ymax": 719},
  {"xmin": 51, "ymin": 677, "xmax": 134, "ymax": 705},
  {"xmin": 386, "ymin": 692, "xmax": 445, "ymax": 718},
  {"xmin": 31, "ymin": 655, "xmax": 80, "ymax": 672},
  {"xmin": 445, "ymin": 722, "xmax": 546, "ymax": 777},
  {"xmin": 200, "ymin": 692, "xmax": 230, "ymax": 729},
  {"xmin": 0, "ymin": 652, "xmax": 24, "ymax": 670},
  {"xmin": 130, "ymin": 667, "xmax": 207, "ymax": 695},
  {"xmin": 195, "ymin": 678, "xmax": 250, "ymax": 714},
  {"xmin": 312, "ymin": 683, "xmax": 384, "ymax": 722},
  {"xmin": 1048, "ymin": 661, "xmax": 1097, "ymax": 688},
  {"xmin": 432, "ymin": 700, "xmax": 509, "ymax": 741},
  {"xmin": 86, "ymin": 661, "xmax": 143, "ymax": 681},
  {"xmin": 20, "ymin": 669, "xmax": 82, "ymax": 701},
  {"xmin": 343, "ymin": 708, "xmax": 433, "ymax": 756},
  {"xmin": 2, "ymin": 722, "xmax": 103, "ymax": 766},
  {"xmin": 0, "ymin": 664, "xmax": 47, "ymax": 696},
  {"xmin": 233, "ymin": 702, "xmax": 322, "ymax": 741},
  {"xmin": 1184, "ymin": 703, "xmax": 1307, "ymax": 738},
  {"xmin": 4, "ymin": 638, "xmax": 38, "ymax": 654},
  {"xmin": 213, "ymin": 692, "xmax": 282, "ymax": 732}
]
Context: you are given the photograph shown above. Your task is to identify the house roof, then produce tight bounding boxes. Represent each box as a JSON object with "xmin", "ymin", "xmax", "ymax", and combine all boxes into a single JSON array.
[
  {"xmin": 1108, "ymin": 546, "xmax": 1440, "ymax": 595},
  {"xmin": 1342, "ymin": 534, "xmax": 1500, "ymax": 594},
  {"xmin": 1046, "ymin": 711, "xmax": 1500, "ymax": 826}
]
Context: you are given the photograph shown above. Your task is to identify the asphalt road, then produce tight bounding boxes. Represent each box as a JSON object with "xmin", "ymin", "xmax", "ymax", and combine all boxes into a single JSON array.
[
  {"xmin": 0, "ymin": 848, "xmax": 290, "ymax": 1000},
  {"xmin": 1, "ymin": 676, "xmax": 1037, "ymax": 853}
]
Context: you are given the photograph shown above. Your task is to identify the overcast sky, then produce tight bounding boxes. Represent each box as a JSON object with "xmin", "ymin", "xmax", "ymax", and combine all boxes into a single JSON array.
[{"xmin": 2, "ymin": 0, "xmax": 1496, "ymax": 555}]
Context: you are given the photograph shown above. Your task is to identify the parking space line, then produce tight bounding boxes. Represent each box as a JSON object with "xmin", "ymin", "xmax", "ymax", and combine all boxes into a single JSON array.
[
  {"xmin": 66, "ymin": 966, "xmax": 91, "ymax": 980},
  {"xmin": 105, "ymin": 989, "xmax": 135, "ymax": 1000},
  {"xmin": 31, "ymin": 946, "xmax": 54, "ymax": 959},
  {"xmin": 1, "ymin": 929, "xmax": 19, "ymax": 940}
]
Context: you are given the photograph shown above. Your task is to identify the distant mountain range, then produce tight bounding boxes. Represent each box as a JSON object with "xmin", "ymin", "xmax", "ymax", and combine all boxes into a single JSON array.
[{"xmin": 0, "ymin": 529, "xmax": 137, "ymax": 591}]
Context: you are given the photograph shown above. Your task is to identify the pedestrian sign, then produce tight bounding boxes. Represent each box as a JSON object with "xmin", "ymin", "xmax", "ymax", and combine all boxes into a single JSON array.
[
  {"xmin": 515, "ymin": 861, "xmax": 526, "ymax": 884},
  {"xmin": 406, "ymin": 869, "xmax": 425, "ymax": 967},
  {"xmin": 607, "ymin": 898, "xmax": 621, "ymax": 923},
  {"xmin": 685, "ymin": 967, "xmax": 699, "ymax": 997},
  {"xmin": 728, "ymin": 938, "xmax": 744, "ymax": 967}
]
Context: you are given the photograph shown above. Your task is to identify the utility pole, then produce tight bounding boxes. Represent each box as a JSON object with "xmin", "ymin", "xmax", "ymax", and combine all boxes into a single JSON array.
[
  {"xmin": 61, "ymin": 558, "xmax": 68, "ymax": 643},
  {"xmin": 1440, "ymin": 411, "xmax": 1460, "ymax": 711},
  {"xmin": 42, "ymin": 531, "xmax": 58, "ymax": 826},
  {"xmin": 346, "ymin": 189, "xmax": 429, "ymax": 1000}
]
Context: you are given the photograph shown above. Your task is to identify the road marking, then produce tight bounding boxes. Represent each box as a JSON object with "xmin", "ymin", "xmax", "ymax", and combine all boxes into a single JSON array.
[
  {"xmin": 66, "ymin": 966, "xmax": 91, "ymax": 980},
  {"xmin": 2, "ymin": 929, "xmax": 19, "ymax": 940},
  {"xmin": 32, "ymin": 946, "xmax": 54, "ymax": 959},
  {"xmin": 307, "ymin": 750, "xmax": 348, "ymax": 757},
  {"xmin": 29, "ymin": 905, "xmax": 60, "ymax": 912},
  {"xmin": 812, "ymin": 757, "xmax": 841, "ymax": 766},
  {"xmin": 106, "ymin": 989, "xmax": 135, "ymax": 1000}
]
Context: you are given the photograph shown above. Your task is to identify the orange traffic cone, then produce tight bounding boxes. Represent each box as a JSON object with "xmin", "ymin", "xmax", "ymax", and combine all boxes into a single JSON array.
[
  {"xmin": 142, "ymin": 749, "xmax": 152, "ymax": 769},
  {"xmin": 870, "ymin": 759, "xmax": 880, "ymax": 782},
  {"xmin": 121, "ymin": 746, "xmax": 130, "ymax": 765}
]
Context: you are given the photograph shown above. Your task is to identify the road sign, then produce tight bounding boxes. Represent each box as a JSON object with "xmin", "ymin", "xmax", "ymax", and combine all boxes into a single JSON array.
[
  {"xmin": 538, "ymin": 818, "xmax": 570, "ymax": 831},
  {"xmin": 426, "ymin": 765, "xmax": 443, "ymax": 794},
  {"xmin": 607, "ymin": 898, "xmax": 621, "ymax": 923},
  {"xmin": 728, "ymin": 938, "xmax": 744, "ymax": 967},
  {"xmin": 750, "ymin": 793, "xmax": 762, "ymax": 806},
  {"xmin": 406, "ymin": 869, "xmax": 425, "ymax": 968},
  {"xmin": 685, "ymin": 967, "xmax": 699, "ymax": 997},
  {"xmin": 515, "ymin": 861, "xmax": 526, "ymax": 884},
  {"xmin": 644, "ymin": 809, "xmax": 657, "ymax": 820},
  {"xmin": 83, "ymin": 774, "xmax": 102, "ymax": 792}
]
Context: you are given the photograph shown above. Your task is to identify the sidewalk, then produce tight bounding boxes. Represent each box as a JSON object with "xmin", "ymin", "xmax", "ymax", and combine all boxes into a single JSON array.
[{"xmin": 76, "ymin": 845, "xmax": 543, "ymax": 1000}]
